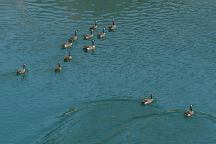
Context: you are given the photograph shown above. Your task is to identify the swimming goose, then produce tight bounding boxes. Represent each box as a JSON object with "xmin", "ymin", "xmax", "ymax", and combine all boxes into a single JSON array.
[
  {"xmin": 142, "ymin": 94, "xmax": 154, "ymax": 105},
  {"xmin": 108, "ymin": 19, "xmax": 116, "ymax": 32},
  {"xmin": 62, "ymin": 41, "xmax": 72, "ymax": 49},
  {"xmin": 83, "ymin": 40, "xmax": 95, "ymax": 52},
  {"xmin": 16, "ymin": 64, "xmax": 27, "ymax": 75},
  {"xmin": 69, "ymin": 30, "xmax": 78, "ymax": 43},
  {"xmin": 90, "ymin": 21, "xmax": 98, "ymax": 30},
  {"xmin": 97, "ymin": 28, "xmax": 106, "ymax": 39},
  {"xmin": 64, "ymin": 51, "xmax": 72, "ymax": 62},
  {"xmin": 184, "ymin": 105, "xmax": 194, "ymax": 117},
  {"xmin": 83, "ymin": 29, "xmax": 94, "ymax": 40},
  {"xmin": 55, "ymin": 63, "xmax": 62, "ymax": 73}
]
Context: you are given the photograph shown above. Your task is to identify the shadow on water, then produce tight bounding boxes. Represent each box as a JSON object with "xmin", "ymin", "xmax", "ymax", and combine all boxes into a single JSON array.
[{"xmin": 35, "ymin": 98, "xmax": 216, "ymax": 144}]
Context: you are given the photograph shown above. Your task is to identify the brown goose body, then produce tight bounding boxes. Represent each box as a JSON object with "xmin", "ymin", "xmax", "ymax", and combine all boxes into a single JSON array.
[
  {"xmin": 83, "ymin": 40, "xmax": 96, "ymax": 52},
  {"xmin": 90, "ymin": 21, "xmax": 98, "ymax": 30},
  {"xmin": 97, "ymin": 28, "xmax": 106, "ymax": 39},
  {"xmin": 69, "ymin": 30, "xmax": 78, "ymax": 43},
  {"xmin": 55, "ymin": 63, "xmax": 62, "ymax": 73},
  {"xmin": 62, "ymin": 42, "xmax": 72, "ymax": 49},
  {"xmin": 83, "ymin": 29, "xmax": 94, "ymax": 40},
  {"xmin": 184, "ymin": 105, "xmax": 194, "ymax": 117},
  {"xmin": 108, "ymin": 20, "xmax": 116, "ymax": 32},
  {"xmin": 141, "ymin": 94, "xmax": 154, "ymax": 105},
  {"xmin": 16, "ymin": 64, "xmax": 27, "ymax": 75},
  {"xmin": 64, "ymin": 51, "xmax": 72, "ymax": 62}
]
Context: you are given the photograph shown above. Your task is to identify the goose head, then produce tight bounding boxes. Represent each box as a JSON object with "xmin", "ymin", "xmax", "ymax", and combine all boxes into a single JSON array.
[
  {"xmin": 112, "ymin": 19, "xmax": 115, "ymax": 25},
  {"xmin": 102, "ymin": 27, "xmax": 106, "ymax": 33},
  {"xmin": 190, "ymin": 105, "xmax": 193, "ymax": 111},
  {"xmin": 23, "ymin": 64, "xmax": 27, "ymax": 69},
  {"xmin": 92, "ymin": 40, "xmax": 95, "ymax": 45},
  {"xmin": 94, "ymin": 20, "xmax": 97, "ymax": 26},
  {"xmin": 90, "ymin": 29, "xmax": 94, "ymax": 34},
  {"xmin": 57, "ymin": 62, "xmax": 61, "ymax": 67}
]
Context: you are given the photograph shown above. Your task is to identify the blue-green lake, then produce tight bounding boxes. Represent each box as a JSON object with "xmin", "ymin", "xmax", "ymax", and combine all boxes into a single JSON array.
[{"xmin": 1, "ymin": 0, "xmax": 216, "ymax": 143}]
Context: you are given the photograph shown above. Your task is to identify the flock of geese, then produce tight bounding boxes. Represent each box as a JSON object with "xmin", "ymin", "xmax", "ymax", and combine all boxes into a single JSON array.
[
  {"xmin": 141, "ymin": 94, "xmax": 194, "ymax": 117},
  {"xmin": 16, "ymin": 19, "xmax": 116, "ymax": 74},
  {"xmin": 16, "ymin": 19, "xmax": 194, "ymax": 118}
]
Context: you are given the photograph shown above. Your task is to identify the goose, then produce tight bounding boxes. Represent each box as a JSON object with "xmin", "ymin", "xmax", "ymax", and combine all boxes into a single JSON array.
[
  {"xmin": 64, "ymin": 51, "xmax": 72, "ymax": 62},
  {"xmin": 16, "ymin": 64, "xmax": 27, "ymax": 75},
  {"xmin": 90, "ymin": 21, "xmax": 98, "ymax": 30},
  {"xmin": 108, "ymin": 19, "xmax": 116, "ymax": 32},
  {"xmin": 83, "ymin": 29, "xmax": 94, "ymax": 40},
  {"xmin": 62, "ymin": 41, "xmax": 72, "ymax": 49},
  {"xmin": 55, "ymin": 63, "xmax": 62, "ymax": 73},
  {"xmin": 184, "ymin": 105, "xmax": 194, "ymax": 117},
  {"xmin": 141, "ymin": 94, "xmax": 154, "ymax": 105},
  {"xmin": 69, "ymin": 30, "xmax": 78, "ymax": 43},
  {"xmin": 97, "ymin": 28, "xmax": 106, "ymax": 39},
  {"xmin": 83, "ymin": 40, "xmax": 95, "ymax": 52}
]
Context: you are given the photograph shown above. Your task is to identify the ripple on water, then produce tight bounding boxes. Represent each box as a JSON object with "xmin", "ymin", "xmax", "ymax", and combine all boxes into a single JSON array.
[
  {"xmin": 1, "ymin": 0, "xmax": 216, "ymax": 144},
  {"xmin": 35, "ymin": 99, "xmax": 216, "ymax": 144}
]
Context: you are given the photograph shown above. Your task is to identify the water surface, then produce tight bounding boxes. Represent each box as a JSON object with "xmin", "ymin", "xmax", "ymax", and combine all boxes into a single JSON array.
[{"xmin": 0, "ymin": 0, "xmax": 216, "ymax": 144}]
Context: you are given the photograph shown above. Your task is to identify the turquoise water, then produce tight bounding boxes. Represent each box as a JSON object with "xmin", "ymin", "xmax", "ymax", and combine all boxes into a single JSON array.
[{"xmin": 1, "ymin": 0, "xmax": 216, "ymax": 143}]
